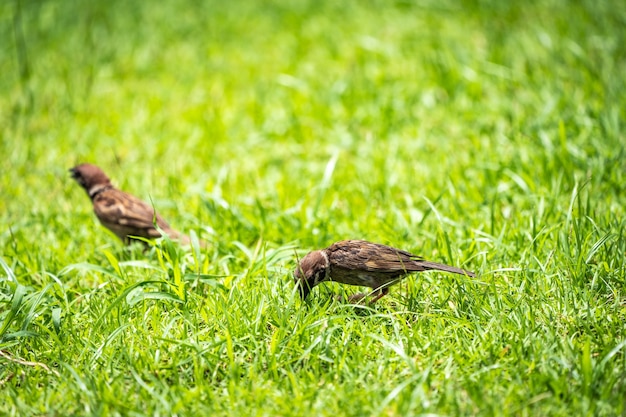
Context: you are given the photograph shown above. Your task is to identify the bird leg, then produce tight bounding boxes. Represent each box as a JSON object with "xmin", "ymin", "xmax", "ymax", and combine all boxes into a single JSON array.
[
  {"xmin": 367, "ymin": 287, "xmax": 389, "ymax": 304},
  {"xmin": 345, "ymin": 287, "xmax": 389, "ymax": 304},
  {"xmin": 346, "ymin": 293, "xmax": 367, "ymax": 303}
]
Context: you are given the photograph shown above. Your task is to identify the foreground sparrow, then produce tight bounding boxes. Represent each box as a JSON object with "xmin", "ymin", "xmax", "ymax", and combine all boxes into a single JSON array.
[
  {"xmin": 70, "ymin": 163, "xmax": 187, "ymax": 244},
  {"xmin": 294, "ymin": 240, "xmax": 475, "ymax": 303}
]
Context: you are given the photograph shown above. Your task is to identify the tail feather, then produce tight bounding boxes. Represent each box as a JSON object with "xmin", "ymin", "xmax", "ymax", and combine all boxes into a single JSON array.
[{"xmin": 419, "ymin": 261, "xmax": 475, "ymax": 277}]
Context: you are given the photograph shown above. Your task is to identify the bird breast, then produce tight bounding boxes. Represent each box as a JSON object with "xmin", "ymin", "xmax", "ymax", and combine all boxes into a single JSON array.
[{"xmin": 329, "ymin": 266, "xmax": 403, "ymax": 289}]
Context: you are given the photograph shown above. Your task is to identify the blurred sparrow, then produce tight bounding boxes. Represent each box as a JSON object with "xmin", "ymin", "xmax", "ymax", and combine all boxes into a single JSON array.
[
  {"xmin": 70, "ymin": 163, "xmax": 188, "ymax": 244},
  {"xmin": 294, "ymin": 240, "xmax": 475, "ymax": 303}
]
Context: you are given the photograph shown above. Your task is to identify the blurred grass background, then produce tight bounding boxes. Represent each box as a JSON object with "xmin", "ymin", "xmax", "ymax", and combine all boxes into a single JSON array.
[{"xmin": 1, "ymin": 0, "xmax": 625, "ymax": 415}]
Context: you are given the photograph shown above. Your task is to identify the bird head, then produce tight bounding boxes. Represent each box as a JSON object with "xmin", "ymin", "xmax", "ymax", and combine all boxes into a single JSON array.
[
  {"xmin": 294, "ymin": 249, "xmax": 330, "ymax": 300},
  {"xmin": 69, "ymin": 164, "xmax": 112, "ymax": 195}
]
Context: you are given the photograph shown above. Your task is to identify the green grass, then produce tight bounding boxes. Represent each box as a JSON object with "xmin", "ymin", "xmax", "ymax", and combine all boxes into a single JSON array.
[{"xmin": 1, "ymin": 0, "xmax": 625, "ymax": 415}]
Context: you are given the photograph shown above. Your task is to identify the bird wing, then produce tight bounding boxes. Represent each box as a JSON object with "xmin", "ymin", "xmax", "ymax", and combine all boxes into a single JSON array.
[
  {"xmin": 94, "ymin": 189, "xmax": 173, "ymax": 238},
  {"xmin": 328, "ymin": 240, "xmax": 424, "ymax": 273}
]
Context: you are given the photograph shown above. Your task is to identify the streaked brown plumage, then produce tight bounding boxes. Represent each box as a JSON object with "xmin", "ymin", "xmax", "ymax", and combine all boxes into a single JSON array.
[
  {"xmin": 294, "ymin": 240, "xmax": 475, "ymax": 303},
  {"xmin": 70, "ymin": 163, "xmax": 187, "ymax": 244}
]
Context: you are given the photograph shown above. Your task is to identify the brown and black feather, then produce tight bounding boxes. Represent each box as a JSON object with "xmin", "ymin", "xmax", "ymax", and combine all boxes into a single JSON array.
[
  {"xmin": 295, "ymin": 239, "xmax": 475, "ymax": 302},
  {"xmin": 70, "ymin": 163, "xmax": 185, "ymax": 244}
]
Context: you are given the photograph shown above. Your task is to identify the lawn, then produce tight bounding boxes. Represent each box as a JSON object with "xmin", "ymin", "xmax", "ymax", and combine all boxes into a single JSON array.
[{"xmin": 1, "ymin": 0, "xmax": 625, "ymax": 415}]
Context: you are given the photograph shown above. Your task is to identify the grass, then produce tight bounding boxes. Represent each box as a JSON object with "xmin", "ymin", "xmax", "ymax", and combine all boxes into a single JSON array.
[{"xmin": 1, "ymin": 0, "xmax": 625, "ymax": 415}]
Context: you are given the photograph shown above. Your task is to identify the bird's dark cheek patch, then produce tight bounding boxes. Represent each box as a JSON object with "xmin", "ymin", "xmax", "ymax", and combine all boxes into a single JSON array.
[{"xmin": 313, "ymin": 271, "xmax": 325, "ymax": 286}]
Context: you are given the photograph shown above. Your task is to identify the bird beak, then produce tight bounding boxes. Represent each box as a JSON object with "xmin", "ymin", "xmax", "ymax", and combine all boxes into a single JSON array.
[
  {"xmin": 298, "ymin": 281, "xmax": 311, "ymax": 300},
  {"xmin": 69, "ymin": 167, "xmax": 78, "ymax": 179}
]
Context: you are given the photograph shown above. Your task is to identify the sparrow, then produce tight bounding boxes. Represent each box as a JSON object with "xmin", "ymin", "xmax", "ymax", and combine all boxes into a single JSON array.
[
  {"xmin": 70, "ymin": 163, "xmax": 188, "ymax": 244},
  {"xmin": 294, "ymin": 240, "xmax": 475, "ymax": 303}
]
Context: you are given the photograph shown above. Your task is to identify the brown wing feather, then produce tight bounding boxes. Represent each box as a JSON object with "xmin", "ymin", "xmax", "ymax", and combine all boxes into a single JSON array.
[
  {"xmin": 328, "ymin": 240, "xmax": 474, "ymax": 276},
  {"xmin": 327, "ymin": 240, "xmax": 424, "ymax": 272},
  {"xmin": 94, "ymin": 189, "xmax": 176, "ymax": 239}
]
